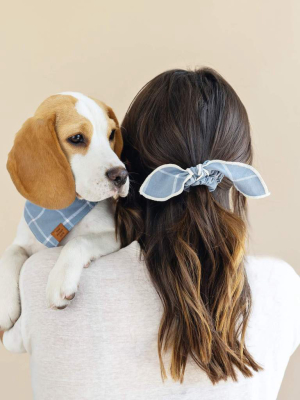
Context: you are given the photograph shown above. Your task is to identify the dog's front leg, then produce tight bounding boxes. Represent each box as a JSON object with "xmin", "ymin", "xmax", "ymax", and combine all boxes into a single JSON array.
[
  {"xmin": 46, "ymin": 233, "xmax": 119, "ymax": 309},
  {"xmin": 0, "ymin": 245, "xmax": 28, "ymax": 330}
]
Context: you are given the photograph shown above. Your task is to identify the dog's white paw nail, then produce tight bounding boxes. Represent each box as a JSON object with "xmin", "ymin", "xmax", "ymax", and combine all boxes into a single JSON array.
[
  {"xmin": 56, "ymin": 304, "xmax": 68, "ymax": 310},
  {"xmin": 64, "ymin": 293, "xmax": 76, "ymax": 301}
]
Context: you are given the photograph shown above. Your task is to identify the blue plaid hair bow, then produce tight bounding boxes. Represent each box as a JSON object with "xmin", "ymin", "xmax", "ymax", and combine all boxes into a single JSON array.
[{"xmin": 139, "ymin": 160, "xmax": 270, "ymax": 201}]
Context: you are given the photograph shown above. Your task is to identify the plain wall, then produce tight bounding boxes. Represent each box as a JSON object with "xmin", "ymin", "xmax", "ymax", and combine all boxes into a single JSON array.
[{"xmin": 0, "ymin": 0, "xmax": 299, "ymax": 398}]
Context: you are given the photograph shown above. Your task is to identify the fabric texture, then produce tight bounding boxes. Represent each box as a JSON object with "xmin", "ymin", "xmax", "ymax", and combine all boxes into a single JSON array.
[
  {"xmin": 3, "ymin": 241, "xmax": 300, "ymax": 400},
  {"xmin": 24, "ymin": 198, "xmax": 98, "ymax": 248},
  {"xmin": 139, "ymin": 160, "xmax": 270, "ymax": 201}
]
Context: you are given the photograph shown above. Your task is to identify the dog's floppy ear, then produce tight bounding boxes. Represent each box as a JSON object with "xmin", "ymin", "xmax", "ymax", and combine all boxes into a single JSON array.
[
  {"xmin": 7, "ymin": 115, "xmax": 76, "ymax": 209},
  {"xmin": 114, "ymin": 128, "xmax": 124, "ymax": 158},
  {"xmin": 107, "ymin": 106, "xmax": 123, "ymax": 158}
]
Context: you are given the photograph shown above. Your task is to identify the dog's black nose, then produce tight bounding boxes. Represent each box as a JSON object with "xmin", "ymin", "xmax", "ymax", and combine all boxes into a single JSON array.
[{"xmin": 106, "ymin": 167, "xmax": 128, "ymax": 187}]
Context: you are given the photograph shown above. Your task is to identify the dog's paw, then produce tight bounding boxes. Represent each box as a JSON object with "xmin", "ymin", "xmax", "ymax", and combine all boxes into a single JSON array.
[
  {"xmin": 0, "ymin": 280, "xmax": 20, "ymax": 331},
  {"xmin": 46, "ymin": 260, "xmax": 82, "ymax": 310}
]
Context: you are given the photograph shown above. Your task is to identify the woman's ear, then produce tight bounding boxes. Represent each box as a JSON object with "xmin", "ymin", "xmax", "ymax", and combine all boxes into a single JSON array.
[{"xmin": 7, "ymin": 115, "xmax": 76, "ymax": 209}]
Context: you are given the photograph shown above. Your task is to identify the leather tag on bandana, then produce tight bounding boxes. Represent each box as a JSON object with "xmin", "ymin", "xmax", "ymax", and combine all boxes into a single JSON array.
[{"xmin": 51, "ymin": 223, "xmax": 69, "ymax": 242}]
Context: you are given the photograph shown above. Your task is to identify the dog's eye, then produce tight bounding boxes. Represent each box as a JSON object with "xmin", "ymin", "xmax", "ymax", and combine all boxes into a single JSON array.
[
  {"xmin": 109, "ymin": 129, "xmax": 116, "ymax": 141},
  {"xmin": 68, "ymin": 134, "xmax": 85, "ymax": 145}
]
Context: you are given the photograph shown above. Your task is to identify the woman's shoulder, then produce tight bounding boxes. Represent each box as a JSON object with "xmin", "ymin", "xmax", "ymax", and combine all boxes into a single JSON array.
[
  {"xmin": 18, "ymin": 241, "xmax": 142, "ymax": 298},
  {"xmin": 244, "ymin": 254, "xmax": 299, "ymax": 289},
  {"xmin": 244, "ymin": 254, "xmax": 300, "ymax": 356},
  {"xmin": 244, "ymin": 254, "xmax": 300, "ymax": 308},
  {"xmin": 22, "ymin": 240, "xmax": 141, "ymax": 271},
  {"xmin": 91, "ymin": 240, "xmax": 142, "ymax": 270},
  {"xmin": 105, "ymin": 240, "xmax": 141, "ymax": 261}
]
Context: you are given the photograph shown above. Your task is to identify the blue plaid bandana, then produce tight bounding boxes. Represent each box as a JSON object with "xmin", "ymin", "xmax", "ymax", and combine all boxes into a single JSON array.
[
  {"xmin": 24, "ymin": 198, "xmax": 98, "ymax": 248},
  {"xmin": 139, "ymin": 160, "xmax": 270, "ymax": 201}
]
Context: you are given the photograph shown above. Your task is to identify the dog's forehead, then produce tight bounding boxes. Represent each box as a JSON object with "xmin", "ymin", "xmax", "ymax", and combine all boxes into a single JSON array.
[{"xmin": 58, "ymin": 92, "xmax": 108, "ymax": 133}]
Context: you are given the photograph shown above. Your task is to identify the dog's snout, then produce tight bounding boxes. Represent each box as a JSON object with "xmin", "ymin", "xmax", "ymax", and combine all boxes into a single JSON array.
[{"xmin": 106, "ymin": 167, "xmax": 128, "ymax": 188}]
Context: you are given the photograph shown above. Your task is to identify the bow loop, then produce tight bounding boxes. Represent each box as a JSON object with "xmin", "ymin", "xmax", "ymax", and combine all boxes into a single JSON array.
[{"xmin": 139, "ymin": 160, "xmax": 270, "ymax": 202}]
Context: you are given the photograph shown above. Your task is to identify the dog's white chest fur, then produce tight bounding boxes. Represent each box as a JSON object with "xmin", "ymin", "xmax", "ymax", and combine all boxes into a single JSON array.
[
  {"xmin": 0, "ymin": 199, "xmax": 121, "ymax": 329},
  {"xmin": 60, "ymin": 200, "xmax": 117, "ymax": 244}
]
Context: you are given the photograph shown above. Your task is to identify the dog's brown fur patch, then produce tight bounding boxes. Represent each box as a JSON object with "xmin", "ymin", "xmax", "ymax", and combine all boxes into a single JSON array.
[
  {"xmin": 7, "ymin": 113, "xmax": 76, "ymax": 209},
  {"xmin": 36, "ymin": 95, "xmax": 94, "ymax": 159}
]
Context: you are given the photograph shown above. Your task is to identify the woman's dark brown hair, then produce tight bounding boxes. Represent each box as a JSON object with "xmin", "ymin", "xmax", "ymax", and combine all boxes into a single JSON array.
[{"xmin": 116, "ymin": 67, "xmax": 263, "ymax": 384}]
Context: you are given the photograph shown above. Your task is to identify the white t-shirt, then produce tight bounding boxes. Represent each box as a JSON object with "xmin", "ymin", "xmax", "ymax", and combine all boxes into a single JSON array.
[{"xmin": 3, "ymin": 241, "xmax": 300, "ymax": 400}]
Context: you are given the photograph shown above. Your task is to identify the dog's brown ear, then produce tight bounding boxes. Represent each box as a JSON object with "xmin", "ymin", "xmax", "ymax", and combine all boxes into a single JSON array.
[
  {"xmin": 7, "ymin": 115, "xmax": 76, "ymax": 209},
  {"xmin": 107, "ymin": 106, "xmax": 123, "ymax": 158},
  {"xmin": 114, "ymin": 128, "xmax": 124, "ymax": 158}
]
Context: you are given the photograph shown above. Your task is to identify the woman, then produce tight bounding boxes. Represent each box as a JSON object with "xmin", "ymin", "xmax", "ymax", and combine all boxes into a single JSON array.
[{"xmin": 2, "ymin": 68, "xmax": 300, "ymax": 399}]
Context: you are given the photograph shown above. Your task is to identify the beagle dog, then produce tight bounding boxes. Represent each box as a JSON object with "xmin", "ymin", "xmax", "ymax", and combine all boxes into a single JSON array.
[{"xmin": 0, "ymin": 92, "xmax": 129, "ymax": 331}]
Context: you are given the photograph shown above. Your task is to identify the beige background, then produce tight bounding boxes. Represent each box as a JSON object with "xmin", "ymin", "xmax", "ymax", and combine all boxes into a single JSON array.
[{"xmin": 0, "ymin": 0, "xmax": 299, "ymax": 398}]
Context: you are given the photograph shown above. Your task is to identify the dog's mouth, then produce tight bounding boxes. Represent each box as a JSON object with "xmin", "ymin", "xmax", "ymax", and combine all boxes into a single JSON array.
[{"xmin": 76, "ymin": 184, "xmax": 128, "ymax": 202}]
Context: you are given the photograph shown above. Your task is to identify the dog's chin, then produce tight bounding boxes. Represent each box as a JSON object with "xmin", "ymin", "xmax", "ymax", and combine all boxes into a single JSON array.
[
  {"xmin": 76, "ymin": 180, "xmax": 129, "ymax": 202},
  {"xmin": 117, "ymin": 180, "xmax": 130, "ymax": 199},
  {"xmin": 118, "ymin": 187, "xmax": 129, "ymax": 198},
  {"xmin": 76, "ymin": 187, "xmax": 122, "ymax": 203},
  {"xmin": 111, "ymin": 185, "xmax": 129, "ymax": 200}
]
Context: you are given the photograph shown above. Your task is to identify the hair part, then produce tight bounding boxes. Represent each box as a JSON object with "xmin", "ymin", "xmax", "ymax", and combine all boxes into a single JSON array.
[{"xmin": 116, "ymin": 67, "xmax": 263, "ymax": 383}]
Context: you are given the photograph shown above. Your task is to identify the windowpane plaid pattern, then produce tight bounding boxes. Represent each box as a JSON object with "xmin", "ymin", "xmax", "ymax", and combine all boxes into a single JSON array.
[
  {"xmin": 139, "ymin": 160, "xmax": 270, "ymax": 201},
  {"xmin": 24, "ymin": 198, "xmax": 98, "ymax": 248}
]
